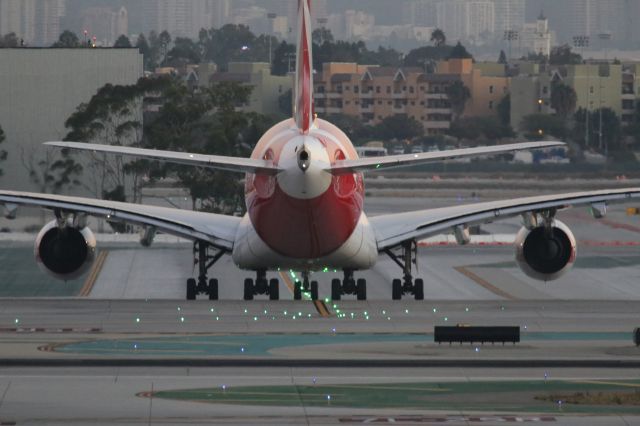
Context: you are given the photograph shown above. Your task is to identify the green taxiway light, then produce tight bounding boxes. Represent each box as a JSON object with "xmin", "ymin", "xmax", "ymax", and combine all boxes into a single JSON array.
[
  {"xmin": 180, "ymin": 317, "xmax": 185, "ymax": 322},
  {"xmin": 444, "ymin": 317, "xmax": 448, "ymax": 321},
  {"xmin": 433, "ymin": 308, "xmax": 437, "ymax": 313},
  {"xmin": 253, "ymin": 316, "xmax": 258, "ymax": 321},
  {"xmin": 14, "ymin": 318, "xmax": 19, "ymax": 324},
  {"xmin": 244, "ymin": 309, "xmax": 248, "ymax": 314},
  {"xmin": 135, "ymin": 318, "xmax": 140, "ymax": 323},
  {"xmin": 405, "ymin": 309, "xmax": 410, "ymax": 314},
  {"xmin": 323, "ymin": 267, "xmax": 329, "ymax": 273},
  {"xmin": 465, "ymin": 307, "xmax": 470, "ymax": 312},
  {"xmin": 216, "ymin": 316, "xmax": 219, "ymax": 321},
  {"xmin": 210, "ymin": 308, "xmax": 215, "ymax": 313}
]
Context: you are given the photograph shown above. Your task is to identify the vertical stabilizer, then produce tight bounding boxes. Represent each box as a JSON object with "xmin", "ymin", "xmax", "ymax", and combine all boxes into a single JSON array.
[{"xmin": 294, "ymin": 0, "xmax": 314, "ymax": 134}]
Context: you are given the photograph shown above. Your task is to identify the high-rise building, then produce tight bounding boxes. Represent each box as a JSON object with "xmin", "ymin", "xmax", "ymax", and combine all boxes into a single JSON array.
[
  {"xmin": 402, "ymin": 0, "xmax": 439, "ymax": 27},
  {"xmin": 37, "ymin": 0, "xmax": 65, "ymax": 46},
  {"xmin": 436, "ymin": 1, "xmax": 494, "ymax": 42},
  {"xmin": 492, "ymin": 0, "xmax": 525, "ymax": 34},
  {"xmin": 81, "ymin": 6, "xmax": 128, "ymax": 46},
  {"xmin": 0, "ymin": 0, "xmax": 37, "ymax": 44},
  {"xmin": 143, "ymin": 0, "xmax": 220, "ymax": 39}
]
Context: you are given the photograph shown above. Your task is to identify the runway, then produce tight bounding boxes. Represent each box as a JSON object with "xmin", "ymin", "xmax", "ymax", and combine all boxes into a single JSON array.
[{"xmin": 0, "ymin": 197, "xmax": 639, "ymax": 424}]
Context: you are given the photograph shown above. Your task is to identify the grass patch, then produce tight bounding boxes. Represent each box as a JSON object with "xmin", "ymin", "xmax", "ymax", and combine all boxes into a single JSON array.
[{"xmin": 536, "ymin": 391, "xmax": 640, "ymax": 406}]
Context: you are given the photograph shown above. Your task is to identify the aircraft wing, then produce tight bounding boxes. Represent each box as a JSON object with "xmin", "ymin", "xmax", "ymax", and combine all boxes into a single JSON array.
[
  {"xmin": 328, "ymin": 141, "xmax": 564, "ymax": 174},
  {"xmin": 0, "ymin": 191, "xmax": 240, "ymax": 251},
  {"xmin": 370, "ymin": 188, "xmax": 640, "ymax": 250},
  {"xmin": 45, "ymin": 142, "xmax": 282, "ymax": 175}
]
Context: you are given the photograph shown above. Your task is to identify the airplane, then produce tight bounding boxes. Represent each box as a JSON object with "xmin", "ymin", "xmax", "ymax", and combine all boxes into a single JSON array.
[{"xmin": 1, "ymin": 0, "xmax": 639, "ymax": 302}]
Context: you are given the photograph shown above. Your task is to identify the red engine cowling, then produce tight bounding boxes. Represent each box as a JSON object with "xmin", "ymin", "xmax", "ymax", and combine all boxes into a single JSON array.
[
  {"xmin": 515, "ymin": 219, "xmax": 576, "ymax": 281},
  {"xmin": 34, "ymin": 221, "xmax": 97, "ymax": 281}
]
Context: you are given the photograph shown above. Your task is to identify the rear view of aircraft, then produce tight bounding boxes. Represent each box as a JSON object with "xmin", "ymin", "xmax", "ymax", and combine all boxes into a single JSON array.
[{"xmin": 1, "ymin": 0, "xmax": 639, "ymax": 301}]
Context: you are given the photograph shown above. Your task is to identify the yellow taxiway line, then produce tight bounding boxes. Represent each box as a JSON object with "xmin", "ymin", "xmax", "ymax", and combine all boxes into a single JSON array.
[{"xmin": 78, "ymin": 250, "xmax": 108, "ymax": 297}]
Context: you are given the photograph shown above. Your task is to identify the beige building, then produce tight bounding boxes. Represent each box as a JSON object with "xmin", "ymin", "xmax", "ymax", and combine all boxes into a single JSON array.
[
  {"xmin": 209, "ymin": 62, "xmax": 292, "ymax": 116},
  {"xmin": 314, "ymin": 58, "xmax": 510, "ymax": 136}
]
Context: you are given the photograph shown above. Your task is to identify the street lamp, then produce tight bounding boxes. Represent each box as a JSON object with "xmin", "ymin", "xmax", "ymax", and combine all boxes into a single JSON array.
[{"xmin": 573, "ymin": 35, "xmax": 590, "ymax": 148}]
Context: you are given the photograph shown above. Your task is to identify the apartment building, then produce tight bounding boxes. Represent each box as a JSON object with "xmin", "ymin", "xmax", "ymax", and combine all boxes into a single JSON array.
[{"xmin": 314, "ymin": 58, "xmax": 509, "ymax": 136}]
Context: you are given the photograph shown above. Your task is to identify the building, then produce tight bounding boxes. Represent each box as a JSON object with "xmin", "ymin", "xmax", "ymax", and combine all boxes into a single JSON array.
[
  {"xmin": 209, "ymin": 62, "xmax": 292, "ymax": 115},
  {"xmin": 492, "ymin": 0, "xmax": 525, "ymax": 35},
  {"xmin": 520, "ymin": 11, "xmax": 552, "ymax": 57},
  {"xmin": 401, "ymin": 0, "xmax": 439, "ymax": 27},
  {"xmin": 436, "ymin": 0, "xmax": 494, "ymax": 43},
  {"xmin": 314, "ymin": 58, "xmax": 509, "ymax": 136},
  {"xmin": 0, "ymin": 0, "xmax": 65, "ymax": 46},
  {"xmin": 142, "ymin": 0, "xmax": 218, "ymax": 39},
  {"xmin": 0, "ymin": 48, "xmax": 143, "ymax": 193},
  {"xmin": 510, "ymin": 61, "xmax": 638, "ymax": 134}
]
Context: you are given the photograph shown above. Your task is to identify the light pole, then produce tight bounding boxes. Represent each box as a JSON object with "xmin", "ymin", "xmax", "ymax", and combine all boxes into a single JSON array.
[
  {"xmin": 267, "ymin": 13, "xmax": 276, "ymax": 68},
  {"xmin": 503, "ymin": 30, "xmax": 519, "ymax": 64},
  {"xmin": 573, "ymin": 35, "xmax": 590, "ymax": 148},
  {"xmin": 598, "ymin": 32, "xmax": 612, "ymax": 156}
]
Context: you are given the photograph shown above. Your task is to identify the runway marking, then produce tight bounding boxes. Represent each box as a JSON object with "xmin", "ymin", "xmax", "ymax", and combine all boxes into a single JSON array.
[
  {"xmin": 78, "ymin": 250, "xmax": 109, "ymax": 297},
  {"xmin": 313, "ymin": 300, "xmax": 332, "ymax": 318},
  {"xmin": 278, "ymin": 272, "xmax": 295, "ymax": 296},
  {"xmin": 572, "ymin": 380, "xmax": 640, "ymax": 389},
  {"xmin": 454, "ymin": 266, "xmax": 516, "ymax": 300}
]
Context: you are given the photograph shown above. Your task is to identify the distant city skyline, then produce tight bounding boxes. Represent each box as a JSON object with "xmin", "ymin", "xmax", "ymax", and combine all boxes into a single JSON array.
[{"xmin": 1, "ymin": 0, "xmax": 638, "ymax": 50}]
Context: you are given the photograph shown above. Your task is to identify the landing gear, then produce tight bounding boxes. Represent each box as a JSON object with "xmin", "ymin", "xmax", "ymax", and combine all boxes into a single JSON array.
[
  {"xmin": 186, "ymin": 241, "xmax": 225, "ymax": 300},
  {"xmin": 294, "ymin": 272, "xmax": 318, "ymax": 301},
  {"xmin": 243, "ymin": 270, "xmax": 280, "ymax": 301},
  {"xmin": 331, "ymin": 270, "xmax": 367, "ymax": 301},
  {"xmin": 385, "ymin": 240, "xmax": 424, "ymax": 301}
]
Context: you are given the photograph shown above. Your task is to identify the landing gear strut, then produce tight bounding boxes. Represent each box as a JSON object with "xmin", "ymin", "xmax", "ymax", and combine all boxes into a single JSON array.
[
  {"xmin": 331, "ymin": 270, "xmax": 367, "ymax": 301},
  {"xmin": 294, "ymin": 271, "xmax": 318, "ymax": 301},
  {"xmin": 384, "ymin": 240, "xmax": 424, "ymax": 301},
  {"xmin": 243, "ymin": 270, "xmax": 280, "ymax": 301},
  {"xmin": 186, "ymin": 241, "xmax": 225, "ymax": 300}
]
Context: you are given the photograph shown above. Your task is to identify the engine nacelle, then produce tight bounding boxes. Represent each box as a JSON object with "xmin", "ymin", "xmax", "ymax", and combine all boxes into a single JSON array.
[
  {"xmin": 515, "ymin": 219, "xmax": 576, "ymax": 281},
  {"xmin": 34, "ymin": 220, "xmax": 97, "ymax": 281}
]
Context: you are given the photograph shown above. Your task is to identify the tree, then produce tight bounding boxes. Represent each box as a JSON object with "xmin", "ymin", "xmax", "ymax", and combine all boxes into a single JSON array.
[
  {"xmin": 135, "ymin": 33, "xmax": 153, "ymax": 70},
  {"xmin": 0, "ymin": 124, "xmax": 7, "ymax": 176},
  {"xmin": 445, "ymin": 80, "xmax": 471, "ymax": 120},
  {"xmin": 520, "ymin": 113, "xmax": 567, "ymax": 139},
  {"xmin": 278, "ymin": 89, "xmax": 292, "ymax": 117},
  {"xmin": 312, "ymin": 28, "xmax": 334, "ymax": 45},
  {"xmin": 0, "ymin": 32, "xmax": 19, "ymax": 48},
  {"xmin": 549, "ymin": 44, "xmax": 582, "ymax": 65},
  {"xmin": 448, "ymin": 116, "xmax": 514, "ymax": 141},
  {"xmin": 20, "ymin": 145, "xmax": 82, "ymax": 195},
  {"xmin": 52, "ymin": 30, "xmax": 80, "ymax": 48},
  {"xmin": 165, "ymin": 37, "xmax": 202, "ymax": 66},
  {"xmin": 448, "ymin": 42, "xmax": 473, "ymax": 59},
  {"xmin": 430, "ymin": 28, "xmax": 446, "ymax": 47},
  {"xmin": 550, "ymin": 83, "xmax": 578, "ymax": 119},
  {"xmin": 498, "ymin": 50, "xmax": 507, "ymax": 64},
  {"xmin": 114, "ymin": 35, "xmax": 132, "ymax": 48},
  {"xmin": 373, "ymin": 114, "xmax": 424, "ymax": 140},
  {"xmin": 403, "ymin": 45, "xmax": 454, "ymax": 67},
  {"xmin": 573, "ymin": 107, "xmax": 622, "ymax": 152},
  {"xmin": 497, "ymin": 94, "xmax": 511, "ymax": 127},
  {"xmin": 272, "ymin": 40, "xmax": 295, "ymax": 75}
]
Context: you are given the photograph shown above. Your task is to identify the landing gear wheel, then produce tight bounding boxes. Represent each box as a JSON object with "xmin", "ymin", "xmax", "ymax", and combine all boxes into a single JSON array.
[
  {"xmin": 310, "ymin": 281, "xmax": 319, "ymax": 301},
  {"xmin": 243, "ymin": 278, "xmax": 254, "ymax": 301},
  {"xmin": 208, "ymin": 278, "xmax": 218, "ymax": 301},
  {"xmin": 331, "ymin": 278, "xmax": 341, "ymax": 301},
  {"xmin": 392, "ymin": 279, "xmax": 402, "ymax": 300},
  {"xmin": 269, "ymin": 278, "xmax": 280, "ymax": 301},
  {"xmin": 294, "ymin": 281, "xmax": 302, "ymax": 300},
  {"xmin": 186, "ymin": 278, "xmax": 197, "ymax": 300},
  {"xmin": 414, "ymin": 278, "xmax": 424, "ymax": 300},
  {"xmin": 356, "ymin": 278, "xmax": 367, "ymax": 300}
]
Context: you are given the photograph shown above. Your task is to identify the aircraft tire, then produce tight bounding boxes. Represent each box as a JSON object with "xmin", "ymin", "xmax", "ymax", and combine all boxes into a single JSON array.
[
  {"xmin": 186, "ymin": 278, "xmax": 197, "ymax": 300},
  {"xmin": 356, "ymin": 278, "xmax": 367, "ymax": 300},
  {"xmin": 414, "ymin": 278, "xmax": 424, "ymax": 301},
  {"xmin": 392, "ymin": 279, "xmax": 402, "ymax": 300},
  {"xmin": 331, "ymin": 279, "xmax": 341, "ymax": 301},
  {"xmin": 243, "ymin": 278, "xmax": 254, "ymax": 301},
  {"xmin": 310, "ymin": 281, "xmax": 319, "ymax": 301},
  {"xmin": 294, "ymin": 281, "xmax": 302, "ymax": 300},
  {"xmin": 208, "ymin": 279, "xmax": 218, "ymax": 301},
  {"xmin": 269, "ymin": 278, "xmax": 279, "ymax": 300}
]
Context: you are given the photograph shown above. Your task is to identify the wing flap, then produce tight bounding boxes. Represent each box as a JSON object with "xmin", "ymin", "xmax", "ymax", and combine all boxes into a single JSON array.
[
  {"xmin": 328, "ymin": 141, "xmax": 565, "ymax": 174},
  {"xmin": 45, "ymin": 142, "xmax": 282, "ymax": 175},
  {"xmin": 371, "ymin": 188, "xmax": 640, "ymax": 250},
  {"xmin": 0, "ymin": 191, "xmax": 240, "ymax": 250}
]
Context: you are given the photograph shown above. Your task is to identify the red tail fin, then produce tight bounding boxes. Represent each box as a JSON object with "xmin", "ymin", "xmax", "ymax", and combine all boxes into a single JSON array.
[{"xmin": 294, "ymin": 0, "xmax": 314, "ymax": 134}]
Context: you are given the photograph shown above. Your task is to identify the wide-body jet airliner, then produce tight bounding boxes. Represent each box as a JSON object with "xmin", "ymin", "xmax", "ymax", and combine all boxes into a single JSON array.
[{"xmin": 1, "ymin": 0, "xmax": 639, "ymax": 301}]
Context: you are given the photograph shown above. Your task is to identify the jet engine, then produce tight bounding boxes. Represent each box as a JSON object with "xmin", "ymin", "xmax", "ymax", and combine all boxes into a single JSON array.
[
  {"xmin": 515, "ymin": 219, "xmax": 576, "ymax": 281},
  {"xmin": 34, "ymin": 220, "xmax": 97, "ymax": 280}
]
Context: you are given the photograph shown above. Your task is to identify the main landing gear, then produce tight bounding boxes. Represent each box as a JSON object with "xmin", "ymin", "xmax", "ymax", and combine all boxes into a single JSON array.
[
  {"xmin": 384, "ymin": 240, "xmax": 424, "ymax": 301},
  {"xmin": 186, "ymin": 241, "xmax": 225, "ymax": 300},
  {"xmin": 243, "ymin": 270, "xmax": 280, "ymax": 301},
  {"xmin": 331, "ymin": 270, "xmax": 367, "ymax": 301},
  {"xmin": 293, "ymin": 271, "xmax": 319, "ymax": 301}
]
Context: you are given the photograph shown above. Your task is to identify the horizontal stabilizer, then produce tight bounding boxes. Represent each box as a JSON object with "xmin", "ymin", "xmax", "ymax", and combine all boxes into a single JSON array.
[
  {"xmin": 45, "ymin": 142, "xmax": 282, "ymax": 175},
  {"xmin": 327, "ymin": 141, "xmax": 565, "ymax": 174}
]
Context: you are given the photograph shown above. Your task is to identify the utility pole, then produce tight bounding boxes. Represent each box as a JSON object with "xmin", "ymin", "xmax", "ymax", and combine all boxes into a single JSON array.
[
  {"xmin": 573, "ymin": 35, "xmax": 590, "ymax": 148},
  {"xmin": 598, "ymin": 32, "xmax": 612, "ymax": 156}
]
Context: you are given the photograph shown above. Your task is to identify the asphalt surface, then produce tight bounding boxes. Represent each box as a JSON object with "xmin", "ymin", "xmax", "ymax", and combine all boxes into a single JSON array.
[{"xmin": 0, "ymin": 195, "xmax": 638, "ymax": 424}]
